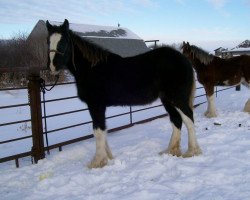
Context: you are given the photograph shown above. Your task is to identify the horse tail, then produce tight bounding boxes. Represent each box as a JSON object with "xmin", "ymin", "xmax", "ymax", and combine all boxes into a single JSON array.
[{"xmin": 189, "ymin": 71, "xmax": 196, "ymax": 109}]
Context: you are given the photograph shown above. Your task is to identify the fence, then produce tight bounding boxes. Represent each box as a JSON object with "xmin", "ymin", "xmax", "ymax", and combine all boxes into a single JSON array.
[{"xmin": 0, "ymin": 73, "xmax": 237, "ymax": 168}]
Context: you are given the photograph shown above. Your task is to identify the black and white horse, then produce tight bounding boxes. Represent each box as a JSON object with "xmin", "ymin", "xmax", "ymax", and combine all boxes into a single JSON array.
[{"xmin": 46, "ymin": 19, "xmax": 201, "ymax": 168}]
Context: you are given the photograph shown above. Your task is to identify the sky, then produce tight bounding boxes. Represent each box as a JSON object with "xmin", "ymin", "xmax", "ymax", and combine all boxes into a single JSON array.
[{"xmin": 0, "ymin": 0, "xmax": 250, "ymax": 51}]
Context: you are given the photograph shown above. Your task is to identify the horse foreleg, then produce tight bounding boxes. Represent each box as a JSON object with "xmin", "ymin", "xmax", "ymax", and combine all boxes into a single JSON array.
[
  {"xmin": 205, "ymin": 94, "xmax": 217, "ymax": 118},
  {"xmin": 88, "ymin": 128, "xmax": 113, "ymax": 168},
  {"xmin": 176, "ymin": 107, "xmax": 202, "ymax": 157},
  {"xmin": 88, "ymin": 106, "xmax": 113, "ymax": 169},
  {"xmin": 204, "ymin": 85, "xmax": 217, "ymax": 118}
]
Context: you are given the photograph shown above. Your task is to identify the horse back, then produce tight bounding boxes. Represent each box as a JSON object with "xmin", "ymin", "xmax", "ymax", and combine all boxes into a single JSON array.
[
  {"xmin": 78, "ymin": 47, "xmax": 194, "ymax": 106},
  {"xmin": 198, "ymin": 55, "xmax": 250, "ymax": 86}
]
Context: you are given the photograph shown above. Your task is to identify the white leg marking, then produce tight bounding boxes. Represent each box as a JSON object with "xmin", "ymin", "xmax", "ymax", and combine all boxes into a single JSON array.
[
  {"xmin": 159, "ymin": 123, "xmax": 181, "ymax": 156},
  {"xmin": 205, "ymin": 94, "xmax": 217, "ymax": 118},
  {"xmin": 88, "ymin": 129, "xmax": 113, "ymax": 168},
  {"xmin": 244, "ymin": 98, "xmax": 250, "ymax": 113},
  {"xmin": 49, "ymin": 33, "xmax": 62, "ymax": 74},
  {"xmin": 176, "ymin": 108, "xmax": 202, "ymax": 157},
  {"xmin": 242, "ymin": 78, "xmax": 250, "ymax": 88},
  {"xmin": 223, "ymin": 80, "xmax": 230, "ymax": 85}
]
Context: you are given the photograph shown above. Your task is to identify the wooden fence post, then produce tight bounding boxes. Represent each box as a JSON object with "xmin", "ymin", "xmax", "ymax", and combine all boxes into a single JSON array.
[{"xmin": 28, "ymin": 73, "xmax": 45, "ymax": 163}]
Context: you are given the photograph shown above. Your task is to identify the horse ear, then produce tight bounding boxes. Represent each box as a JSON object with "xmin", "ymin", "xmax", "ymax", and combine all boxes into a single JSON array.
[
  {"xmin": 187, "ymin": 42, "xmax": 190, "ymax": 46},
  {"xmin": 46, "ymin": 20, "xmax": 53, "ymax": 32},
  {"xmin": 62, "ymin": 19, "xmax": 69, "ymax": 32},
  {"xmin": 183, "ymin": 41, "xmax": 186, "ymax": 46}
]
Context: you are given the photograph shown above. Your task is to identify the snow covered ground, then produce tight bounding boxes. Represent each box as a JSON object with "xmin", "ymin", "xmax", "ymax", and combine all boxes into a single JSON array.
[{"xmin": 0, "ymin": 86, "xmax": 250, "ymax": 200}]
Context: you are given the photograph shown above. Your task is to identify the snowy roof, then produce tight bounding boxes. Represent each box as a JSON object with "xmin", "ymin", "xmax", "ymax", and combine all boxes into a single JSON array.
[
  {"xmin": 28, "ymin": 20, "xmax": 149, "ymax": 63},
  {"xmin": 49, "ymin": 21, "xmax": 141, "ymax": 40},
  {"xmin": 219, "ymin": 47, "xmax": 250, "ymax": 55},
  {"xmin": 214, "ymin": 41, "xmax": 250, "ymax": 57},
  {"xmin": 215, "ymin": 40, "xmax": 250, "ymax": 53},
  {"xmin": 227, "ymin": 47, "xmax": 250, "ymax": 52},
  {"xmin": 234, "ymin": 40, "xmax": 250, "ymax": 49},
  {"xmin": 214, "ymin": 47, "xmax": 227, "ymax": 52}
]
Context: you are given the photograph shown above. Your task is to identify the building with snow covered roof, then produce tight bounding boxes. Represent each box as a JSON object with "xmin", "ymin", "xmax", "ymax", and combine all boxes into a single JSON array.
[
  {"xmin": 28, "ymin": 20, "xmax": 150, "ymax": 69},
  {"xmin": 220, "ymin": 48, "xmax": 250, "ymax": 58},
  {"xmin": 214, "ymin": 40, "xmax": 250, "ymax": 58},
  {"xmin": 214, "ymin": 47, "xmax": 228, "ymax": 57}
]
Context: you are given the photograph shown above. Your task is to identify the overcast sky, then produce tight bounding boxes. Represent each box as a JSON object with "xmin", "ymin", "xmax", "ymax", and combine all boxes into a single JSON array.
[{"xmin": 0, "ymin": 0, "xmax": 250, "ymax": 51}]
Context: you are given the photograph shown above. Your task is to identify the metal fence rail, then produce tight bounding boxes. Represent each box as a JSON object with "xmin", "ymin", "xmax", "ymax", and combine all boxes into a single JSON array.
[{"xmin": 0, "ymin": 80, "xmax": 236, "ymax": 168}]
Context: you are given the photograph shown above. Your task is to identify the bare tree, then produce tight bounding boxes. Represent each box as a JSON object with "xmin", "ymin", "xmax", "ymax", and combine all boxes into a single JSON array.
[{"xmin": 0, "ymin": 33, "xmax": 68, "ymax": 88}]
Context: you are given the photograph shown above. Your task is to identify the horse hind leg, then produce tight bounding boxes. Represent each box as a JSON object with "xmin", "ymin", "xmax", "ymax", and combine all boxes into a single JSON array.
[
  {"xmin": 241, "ymin": 77, "xmax": 249, "ymax": 88},
  {"xmin": 243, "ymin": 98, "xmax": 250, "ymax": 113},
  {"xmin": 159, "ymin": 101, "xmax": 182, "ymax": 157},
  {"xmin": 239, "ymin": 78, "xmax": 250, "ymax": 113},
  {"xmin": 175, "ymin": 105, "xmax": 202, "ymax": 157}
]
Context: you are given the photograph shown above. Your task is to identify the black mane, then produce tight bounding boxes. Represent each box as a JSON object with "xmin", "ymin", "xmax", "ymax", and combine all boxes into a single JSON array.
[
  {"xmin": 69, "ymin": 30, "xmax": 117, "ymax": 67},
  {"xmin": 189, "ymin": 45, "xmax": 214, "ymax": 65}
]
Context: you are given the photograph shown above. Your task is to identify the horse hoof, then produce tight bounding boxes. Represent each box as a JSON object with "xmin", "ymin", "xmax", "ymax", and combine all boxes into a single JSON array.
[
  {"xmin": 159, "ymin": 149, "xmax": 182, "ymax": 157},
  {"xmin": 107, "ymin": 154, "xmax": 114, "ymax": 160},
  {"xmin": 204, "ymin": 112, "xmax": 217, "ymax": 118},
  {"xmin": 88, "ymin": 156, "xmax": 108, "ymax": 169},
  {"xmin": 182, "ymin": 147, "xmax": 202, "ymax": 158}
]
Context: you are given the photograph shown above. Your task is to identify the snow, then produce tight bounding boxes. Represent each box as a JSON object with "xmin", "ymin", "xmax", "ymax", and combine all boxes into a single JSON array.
[
  {"xmin": 234, "ymin": 40, "xmax": 250, "ymax": 49},
  {"xmin": 49, "ymin": 21, "xmax": 142, "ymax": 40},
  {"xmin": 1, "ymin": 86, "xmax": 250, "ymax": 200},
  {"xmin": 227, "ymin": 47, "xmax": 250, "ymax": 52}
]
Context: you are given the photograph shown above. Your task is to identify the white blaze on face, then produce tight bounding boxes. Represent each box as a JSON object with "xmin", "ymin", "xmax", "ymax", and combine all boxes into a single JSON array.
[{"xmin": 49, "ymin": 33, "xmax": 62, "ymax": 74}]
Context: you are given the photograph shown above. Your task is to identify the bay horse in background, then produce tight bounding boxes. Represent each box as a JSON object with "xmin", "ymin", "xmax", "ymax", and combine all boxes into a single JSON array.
[
  {"xmin": 182, "ymin": 41, "xmax": 250, "ymax": 118},
  {"xmin": 46, "ymin": 19, "xmax": 201, "ymax": 169}
]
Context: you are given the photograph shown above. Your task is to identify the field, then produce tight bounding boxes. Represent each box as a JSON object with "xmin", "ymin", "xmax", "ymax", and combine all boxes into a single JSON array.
[{"xmin": 0, "ymin": 85, "xmax": 250, "ymax": 199}]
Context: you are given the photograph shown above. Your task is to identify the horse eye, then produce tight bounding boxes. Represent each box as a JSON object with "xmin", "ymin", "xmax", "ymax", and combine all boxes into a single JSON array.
[{"xmin": 58, "ymin": 43, "xmax": 64, "ymax": 49}]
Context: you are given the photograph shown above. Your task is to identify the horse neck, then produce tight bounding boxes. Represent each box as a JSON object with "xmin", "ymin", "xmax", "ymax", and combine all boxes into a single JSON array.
[
  {"xmin": 71, "ymin": 31, "xmax": 112, "ymax": 64},
  {"xmin": 188, "ymin": 55, "xmax": 205, "ymax": 72},
  {"xmin": 189, "ymin": 46, "xmax": 214, "ymax": 71},
  {"xmin": 67, "ymin": 32, "xmax": 121, "ymax": 81},
  {"xmin": 66, "ymin": 32, "xmax": 92, "ymax": 77}
]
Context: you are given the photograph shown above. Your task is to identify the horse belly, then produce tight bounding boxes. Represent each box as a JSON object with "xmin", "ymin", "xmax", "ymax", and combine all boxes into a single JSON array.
[
  {"xmin": 106, "ymin": 87, "xmax": 159, "ymax": 106},
  {"xmin": 219, "ymin": 75, "xmax": 242, "ymax": 86}
]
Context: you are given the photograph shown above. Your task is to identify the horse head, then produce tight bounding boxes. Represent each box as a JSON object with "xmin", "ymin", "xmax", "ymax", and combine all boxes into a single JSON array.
[
  {"xmin": 181, "ymin": 41, "xmax": 193, "ymax": 60},
  {"xmin": 182, "ymin": 41, "xmax": 214, "ymax": 66},
  {"xmin": 46, "ymin": 19, "xmax": 72, "ymax": 75}
]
